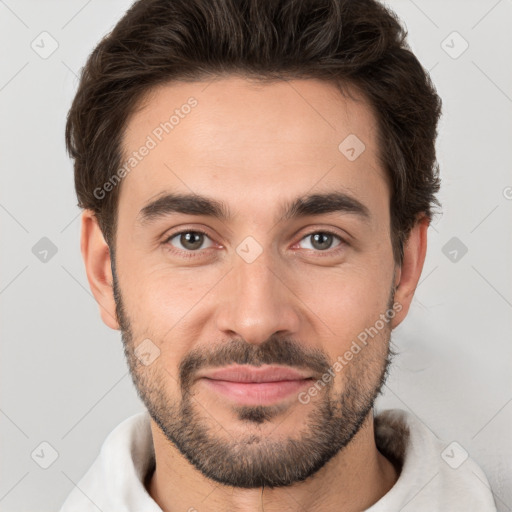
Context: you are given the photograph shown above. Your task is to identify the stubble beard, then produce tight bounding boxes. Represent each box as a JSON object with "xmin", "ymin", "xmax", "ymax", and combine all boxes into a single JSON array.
[{"xmin": 112, "ymin": 268, "xmax": 395, "ymax": 488}]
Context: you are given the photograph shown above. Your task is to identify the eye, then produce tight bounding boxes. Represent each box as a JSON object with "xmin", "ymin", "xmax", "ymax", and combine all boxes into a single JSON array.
[
  {"xmin": 298, "ymin": 231, "xmax": 343, "ymax": 251},
  {"xmin": 166, "ymin": 230, "xmax": 214, "ymax": 251}
]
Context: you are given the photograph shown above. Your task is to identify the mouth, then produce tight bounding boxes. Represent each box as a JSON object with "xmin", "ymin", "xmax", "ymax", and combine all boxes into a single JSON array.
[{"xmin": 196, "ymin": 365, "xmax": 315, "ymax": 406}]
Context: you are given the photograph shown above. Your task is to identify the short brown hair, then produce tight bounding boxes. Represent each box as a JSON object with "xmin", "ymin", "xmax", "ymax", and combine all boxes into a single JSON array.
[{"xmin": 65, "ymin": 0, "xmax": 442, "ymax": 264}]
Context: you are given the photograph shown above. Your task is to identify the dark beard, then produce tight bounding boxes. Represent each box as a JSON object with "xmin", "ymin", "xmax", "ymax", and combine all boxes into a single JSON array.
[{"xmin": 112, "ymin": 264, "xmax": 395, "ymax": 488}]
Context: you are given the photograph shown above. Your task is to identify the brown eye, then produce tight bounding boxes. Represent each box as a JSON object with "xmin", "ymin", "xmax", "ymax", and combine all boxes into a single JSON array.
[
  {"xmin": 299, "ymin": 232, "xmax": 343, "ymax": 251},
  {"xmin": 168, "ymin": 231, "xmax": 213, "ymax": 251}
]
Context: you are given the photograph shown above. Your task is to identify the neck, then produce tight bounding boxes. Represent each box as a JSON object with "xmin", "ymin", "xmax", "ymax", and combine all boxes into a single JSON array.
[{"xmin": 146, "ymin": 411, "xmax": 398, "ymax": 512}]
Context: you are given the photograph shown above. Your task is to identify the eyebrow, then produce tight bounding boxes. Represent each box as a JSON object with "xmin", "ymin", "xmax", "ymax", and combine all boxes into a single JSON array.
[{"xmin": 136, "ymin": 191, "xmax": 371, "ymax": 226}]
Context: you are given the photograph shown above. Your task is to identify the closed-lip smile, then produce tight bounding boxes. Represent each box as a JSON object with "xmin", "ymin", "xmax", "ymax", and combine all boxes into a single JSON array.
[{"xmin": 197, "ymin": 364, "xmax": 314, "ymax": 406}]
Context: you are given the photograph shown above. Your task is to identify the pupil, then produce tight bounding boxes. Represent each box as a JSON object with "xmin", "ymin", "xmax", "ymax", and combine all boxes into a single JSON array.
[
  {"xmin": 181, "ymin": 232, "xmax": 203, "ymax": 250},
  {"xmin": 312, "ymin": 233, "xmax": 332, "ymax": 250}
]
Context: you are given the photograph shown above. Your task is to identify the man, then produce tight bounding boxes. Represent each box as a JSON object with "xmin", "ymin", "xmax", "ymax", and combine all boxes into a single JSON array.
[{"xmin": 60, "ymin": 0, "xmax": 497, "ymax": 510}]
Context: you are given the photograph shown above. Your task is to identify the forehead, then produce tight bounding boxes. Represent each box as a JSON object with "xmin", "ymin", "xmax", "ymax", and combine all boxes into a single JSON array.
[{"xmin": 119, "ymin": 76, "xmax": 389, "ymax": 223}]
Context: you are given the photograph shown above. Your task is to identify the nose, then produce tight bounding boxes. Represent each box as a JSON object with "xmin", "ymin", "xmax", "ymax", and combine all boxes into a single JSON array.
[{"xmin": 214, "ymin": 248, "xmax": 301, "ymax": 345}]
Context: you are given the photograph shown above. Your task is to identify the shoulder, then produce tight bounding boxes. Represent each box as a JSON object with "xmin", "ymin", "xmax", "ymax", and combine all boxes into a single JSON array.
[{"xmin": 368, "ymin": 408, "xmax": 497, "ymax": 512}]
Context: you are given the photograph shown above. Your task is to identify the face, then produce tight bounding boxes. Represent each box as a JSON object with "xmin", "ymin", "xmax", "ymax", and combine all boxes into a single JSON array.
[{"xmin": 110, "ymin": 77, "xmax": 400, "ymax": 488}]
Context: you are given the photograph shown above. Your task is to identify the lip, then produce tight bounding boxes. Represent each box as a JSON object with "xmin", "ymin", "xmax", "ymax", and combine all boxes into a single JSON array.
[
  {"xmin": 197, "ymin": 364, "xmax": 314, "ymax": 406},
  {"xmin": 198, "ymin": 364, "xmax": 313, "ymax": 382}
]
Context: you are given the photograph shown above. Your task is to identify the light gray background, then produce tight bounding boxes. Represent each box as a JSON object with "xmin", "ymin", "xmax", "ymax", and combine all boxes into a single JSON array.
[{"xmin": 1, "ymin": 0, "xmax": 511, "ymax": 510}]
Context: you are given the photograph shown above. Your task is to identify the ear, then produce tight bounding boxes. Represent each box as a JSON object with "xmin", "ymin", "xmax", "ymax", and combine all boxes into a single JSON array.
[
  {"xmin": 390, "ymin": 215, "xmax": 429, "ymax": 329},
  {"xmin": 80, "ymin": 210, "xmax": 119, "ymax": 330}
]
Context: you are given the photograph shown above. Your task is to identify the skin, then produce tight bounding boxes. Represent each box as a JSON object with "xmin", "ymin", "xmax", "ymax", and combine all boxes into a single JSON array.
[{"xmin": 81, "ymin": 76, "xmax": 429, "ymax": 511}]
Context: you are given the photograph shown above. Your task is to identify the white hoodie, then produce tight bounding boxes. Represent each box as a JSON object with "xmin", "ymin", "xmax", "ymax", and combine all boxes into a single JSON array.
[{"xmin": 59, "ymin": 408, "xmax": 497, "ymax": 511}]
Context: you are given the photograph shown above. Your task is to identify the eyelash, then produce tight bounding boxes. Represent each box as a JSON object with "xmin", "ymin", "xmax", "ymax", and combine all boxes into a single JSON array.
[
  {"xmin": 163, "ymin": 229, "xmax": 347, "ymax": 259},
  {"xmin": 163, "ymin": 229, "xmax": 215, "ymax": 259}
]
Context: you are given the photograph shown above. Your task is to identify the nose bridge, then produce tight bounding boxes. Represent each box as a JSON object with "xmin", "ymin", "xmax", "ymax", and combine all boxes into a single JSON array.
[
  {"xmin": 236, "ymin": 252, "xmax": 279, "ymax": 308},
  {"xmin": 215, "ymin": 243, "xmax": 300, "ymax": 344}
]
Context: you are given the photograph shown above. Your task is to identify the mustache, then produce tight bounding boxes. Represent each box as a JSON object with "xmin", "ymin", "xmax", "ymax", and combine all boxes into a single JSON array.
[{"xmin": 179, "ymin": 336, "xmax": 331, "ymax": 391}]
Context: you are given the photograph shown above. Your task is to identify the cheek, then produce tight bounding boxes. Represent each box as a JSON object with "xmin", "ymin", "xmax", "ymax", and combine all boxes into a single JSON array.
[
  {"xmin": 120, "ymin": 263, "xmax": 222, "ymax": 351},
  {"xmin": 294, "ymin": 263, "xmax": 393, "ymax": 339}
]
